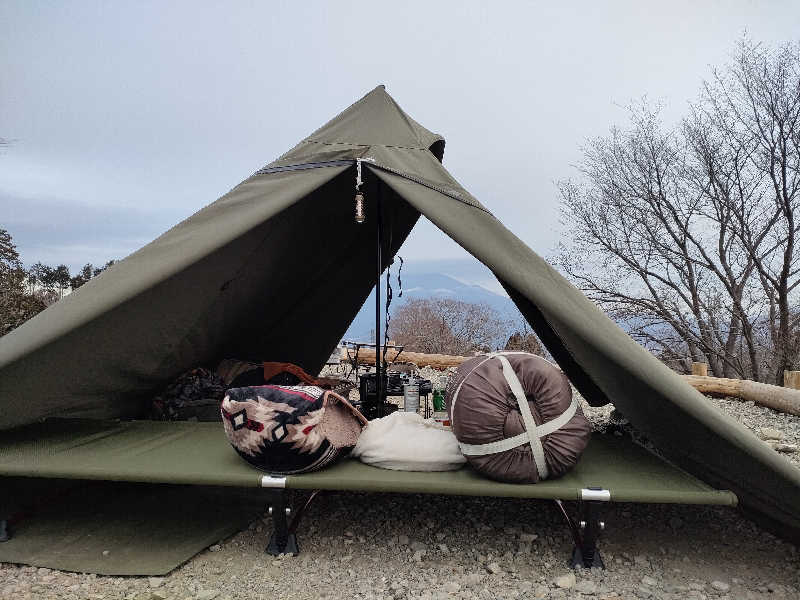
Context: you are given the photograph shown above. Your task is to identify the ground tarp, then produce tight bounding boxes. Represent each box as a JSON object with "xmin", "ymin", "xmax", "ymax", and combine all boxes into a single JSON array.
[{"xmin": 0, "ymin": 478, "xmax": 263, "ymax": 576}]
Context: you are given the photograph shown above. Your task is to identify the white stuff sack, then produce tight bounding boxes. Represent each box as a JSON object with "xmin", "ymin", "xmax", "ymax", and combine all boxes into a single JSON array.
[{"xmin": 351, "ymin": 411, "xmax": 466, "ymax": 471}]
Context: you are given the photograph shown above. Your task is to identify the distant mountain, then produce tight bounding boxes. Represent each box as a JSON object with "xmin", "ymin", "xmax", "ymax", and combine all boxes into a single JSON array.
[
  {"xmin": 401, "ymin": 272, "xmax": 514, "ymax": 312},
  {"xmin": 342, "ymin": 257, "xmax": 660, "ymax": 355},
  {"xmin": 343, "ymin": 260, "xmax": 518, "ymax": 342}
]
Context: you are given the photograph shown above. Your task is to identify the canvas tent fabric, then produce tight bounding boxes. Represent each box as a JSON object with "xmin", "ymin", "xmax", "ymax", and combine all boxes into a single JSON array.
[{"xmin": 0, "ymin": 85, "xmax": 798, "ymax": 541}]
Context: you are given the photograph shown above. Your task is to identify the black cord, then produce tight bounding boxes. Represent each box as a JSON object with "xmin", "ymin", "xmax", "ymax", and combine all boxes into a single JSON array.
[
  {"xmin": 385, "ymin": 262, "xmax": 392, "ymax": 341},
  {"xmin": 397, "ymin": 255, "xmax": 403, "ymax": 299},
  {"xmin": 383, "ymin": 254, "xmax": 404, "ymax": 367}
]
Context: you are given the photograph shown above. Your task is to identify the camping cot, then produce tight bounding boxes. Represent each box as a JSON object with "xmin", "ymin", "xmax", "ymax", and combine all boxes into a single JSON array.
[
  {"xmin": 0, "ymin": 419, "xmax": 736, "ymax": 565},
  {"xmin": 0, "ymin": 86, "xmax": 798, "ymax": 565}
]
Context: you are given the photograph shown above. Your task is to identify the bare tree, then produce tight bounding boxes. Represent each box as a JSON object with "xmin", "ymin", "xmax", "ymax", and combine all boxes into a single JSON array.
[
  {"xmin": 0, "ymin": 229, "xmax": 46, "ymax": 336},
  {"xmin": 558, "ymin": 38, "xmax": 800, "ymax": 383},
  {"xmin": 504, "ymin": 330, "xmax": 544, "ymax": 356},
  {"xmin": 53, "ymin": 265, "xmax": 71, "ymax": 299},
  {"xmin": 503, "ymin": 316, "xmax": 545, "ymax": 356},
  {"xmin": 693, "ymin": 38, "xmax": 800, "ymax": 383},
  {"xmin": 37, "ymin": 265, "xmax": 57, "ymax": 298},
  {"xmin": 69, "ymin": 260, "xmax": 115, "ymax": 291},
  {"xmin": 389, "ymin": 298, "xmax": 508, "ymax": 356},
  {"xmin": 70, "ymin": 264, "xmax": 94, "ymax": 291},
  {"xmin": 0, "ymin": 229, "xmax": 24, "ymax": 298},
  {"xmin": 0, "ymin": 150, "xmax": 46, "ymax": 334}
]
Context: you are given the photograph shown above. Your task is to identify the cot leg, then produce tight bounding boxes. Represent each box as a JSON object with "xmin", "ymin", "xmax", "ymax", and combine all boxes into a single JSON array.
[
  {"xmin": 554, "ymin": 499, "xmax": 605, "ymax": 569},
  {"xmin": 266, "ymin": 491, "xmax": 298, "ymax": 556},
  {"xmin": 570, "ymin": 501, "xmax": 605, "ymax": 568},
  {"xmin": 0, "ymin": 519, "xmax": 9, "ymax": 542},
  {"xmin": 264, "ymin": 490, "xmax": 323, "ymax": 556}
]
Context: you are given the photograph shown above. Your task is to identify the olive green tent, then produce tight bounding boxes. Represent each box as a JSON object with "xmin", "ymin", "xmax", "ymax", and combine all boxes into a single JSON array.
[{"xmin": 0, "ymin": 86, "xmax": 798, "ymax": 544}]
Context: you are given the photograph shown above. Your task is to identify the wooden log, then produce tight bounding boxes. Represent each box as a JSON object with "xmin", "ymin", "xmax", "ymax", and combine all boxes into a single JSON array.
[
  {"xmin": 345, "ymin": 347, "xmax": 469, "ymax": 370},
  {"xmin": 682, "ymin": 375, "xmax": 800, "ymax": 417},
  {"xmin": 344, "ymin": 347, "xmax": 800, "ymax": 417},
  {"xmin": 691, "ymin": 362, "xmax": 708, "ymax": 376},
  {"xmin": 784, "ymin": 370, "xmax": 800, "ymax": 390}
]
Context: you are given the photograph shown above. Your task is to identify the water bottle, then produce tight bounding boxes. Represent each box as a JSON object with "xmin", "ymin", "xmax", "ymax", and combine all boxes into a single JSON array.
[
  {"xmin": 432, "ymin": 389, "xmax": 445, "ymax": 412},
  {"xmin": 403, "ymin": 382, "xmax": 420, "ymax": 413}
]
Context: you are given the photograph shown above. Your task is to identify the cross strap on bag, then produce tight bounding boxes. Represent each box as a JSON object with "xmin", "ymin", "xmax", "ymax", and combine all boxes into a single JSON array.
[{"xmin": 450, "ymin": 352, "xmax": 578, "ymax": 480}]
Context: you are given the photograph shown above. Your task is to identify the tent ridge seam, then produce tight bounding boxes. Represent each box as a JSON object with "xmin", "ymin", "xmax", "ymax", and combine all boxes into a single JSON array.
[
  {"xmin": 253, "ymin": 160, "xmax": 354, "ymax": 177},
  {"xmin": 253, "ymin": 158, "xmax": 491, "ymax": 214},
  {"xmin": 302, "ymin": 139, "xmax": 432, "ymax": 152},
  {"xmin": 367, "ymin": 163, "xmax": 493, "ymax": 214}
]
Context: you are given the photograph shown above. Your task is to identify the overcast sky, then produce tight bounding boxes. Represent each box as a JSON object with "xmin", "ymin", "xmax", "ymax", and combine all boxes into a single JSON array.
[{"xmin": 2, "ymin": 1, "xmax": 799, "ymax": 275}]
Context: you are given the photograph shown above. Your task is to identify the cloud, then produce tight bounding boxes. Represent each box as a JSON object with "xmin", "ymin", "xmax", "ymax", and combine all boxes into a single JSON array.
[{"xmin": 1, "ymin": 190, "xmax": 157, "ymax": 270}]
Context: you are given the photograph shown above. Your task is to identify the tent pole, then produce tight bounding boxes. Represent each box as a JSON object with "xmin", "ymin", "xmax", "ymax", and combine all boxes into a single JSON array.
[{"xmin": 375, "ymin": 182, "xmax": 384, "ymax": 417}]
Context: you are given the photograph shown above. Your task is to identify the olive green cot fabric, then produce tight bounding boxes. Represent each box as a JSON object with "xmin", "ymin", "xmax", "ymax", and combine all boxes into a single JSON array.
[
  {"xmin": 0, "ymin": 419, "xmax": 735, "ymax": 506},
  {"xmin": 0, "ymin": 478, "xmax": 264, "ymax": 575},
  {"xmin": 0, "ymin": 420, "xmax": 264, "ymax": 487},
  {"xmin": 0, "ymin": 85, "xmax": 796, "ymax": 539},
  {"xmin": 289, "ymin": 434, "xmax": 736, "ymax": 506}
]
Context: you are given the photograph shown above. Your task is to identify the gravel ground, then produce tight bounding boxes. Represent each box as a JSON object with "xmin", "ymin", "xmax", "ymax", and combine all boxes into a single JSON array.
[{"xmin": 1, "ymin": 364, "xmax": 799, "ymax": 600}]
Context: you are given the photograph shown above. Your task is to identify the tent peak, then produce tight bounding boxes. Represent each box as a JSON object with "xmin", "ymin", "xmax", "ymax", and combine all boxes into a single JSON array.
[{"xmin": 295, "ymin": 86, "xmax": 444, "ymax": 154}]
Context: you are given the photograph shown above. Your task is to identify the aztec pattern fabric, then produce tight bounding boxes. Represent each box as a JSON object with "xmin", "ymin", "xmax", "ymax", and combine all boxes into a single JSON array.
[
  {"xmin": 446, "ymin": 352, "xmax": 591, "ymax": 484},
  {"xmin": 221, "ymin": 385, "xmax": 367, "ymax": 475}
]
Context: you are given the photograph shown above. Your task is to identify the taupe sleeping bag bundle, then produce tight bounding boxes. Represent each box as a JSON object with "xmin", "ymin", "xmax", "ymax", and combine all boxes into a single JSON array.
[{"xmin": 446, "ymin": 352, "xmax": 591, "ymax": 483}]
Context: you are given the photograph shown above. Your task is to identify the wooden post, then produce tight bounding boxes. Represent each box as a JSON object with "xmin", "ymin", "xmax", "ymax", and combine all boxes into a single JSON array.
[
  {"xmin": 784, "ymin": 370, "xmax": 800, "ymax": 390},
  {"xmin": 691, "ymin": 362, "xmax": 708, "ymax": 376}
]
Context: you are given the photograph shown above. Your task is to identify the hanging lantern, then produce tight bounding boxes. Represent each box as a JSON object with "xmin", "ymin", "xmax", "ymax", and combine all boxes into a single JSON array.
[
  {"xmin": 354, "ymin": 158, "xmax": 368, "ymax": 224},
  {"xmin": 355, "ymin": 192, "xmax": 365, "ymax": 224}
]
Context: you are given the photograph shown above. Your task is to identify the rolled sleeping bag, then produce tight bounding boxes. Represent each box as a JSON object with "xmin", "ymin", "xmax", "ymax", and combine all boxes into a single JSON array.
[
  {"xmin": 445, "ymin": 352, "xmax": 591, "ymax": 483},
  {"xmin": 221, "ymin": 385, "xmax": 368, "ymax": 475}
]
